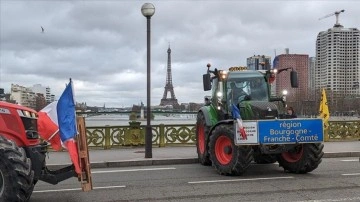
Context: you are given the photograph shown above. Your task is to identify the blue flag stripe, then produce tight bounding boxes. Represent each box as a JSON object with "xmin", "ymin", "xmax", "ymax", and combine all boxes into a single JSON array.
[
  {"xmin": 232, "ymin": 104, "xmax": 241, "ymax": 120},
  {"xmin": 57, "ymin": 81, "xmax": 77, "ymax": 142}
]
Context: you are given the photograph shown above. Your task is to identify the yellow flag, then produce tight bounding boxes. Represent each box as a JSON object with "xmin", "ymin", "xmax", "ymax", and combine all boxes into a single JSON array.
[{"xmin": 319, "ymin": 89, "xmax": 330, "ymax": 129}]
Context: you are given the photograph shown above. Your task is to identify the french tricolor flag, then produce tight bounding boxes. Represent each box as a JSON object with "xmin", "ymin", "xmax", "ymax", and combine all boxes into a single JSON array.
[
  {"xmin": 232, "ymin": 104, "xmax": 247, "ymax": 140},
  {"xmin": 37, "ymin": 79, "xmax": 81, "ymax": 174}
]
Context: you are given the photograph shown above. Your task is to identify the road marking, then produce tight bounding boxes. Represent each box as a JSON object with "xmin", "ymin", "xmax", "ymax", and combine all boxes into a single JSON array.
[
  {"xmin": 93, "ymin": 185, "xmax": 126, "ymax": 190},
  {"xmin": 341, "ymin": 173, "xmax": 360, "ymax": 176},
  {"xmin": 252, "ymin": 162, "xmax": 279, "ymax": 165},
  {"xmin": 296, "ymin": 197, "xmax": 360, "ymax": 202},
  {"xmin": 340, "ymin": 159, "xmax": 358, "ymax": 162},
  {"xmin": 92, "ymin": 167, "xmax": 176, "ymax": 174},
  {"xmin": 188, "ymin": 176, "xmax": 294, "ymax": 184},
  {"xmin": 33, "ymin": 185, "xmax": 126, "ymax": 193}
]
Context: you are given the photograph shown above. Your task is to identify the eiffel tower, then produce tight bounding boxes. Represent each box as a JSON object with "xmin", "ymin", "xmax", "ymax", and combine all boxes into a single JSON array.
[{"xmin": 160, "ymin": 46, "xmax": 180, "ymax": 109}]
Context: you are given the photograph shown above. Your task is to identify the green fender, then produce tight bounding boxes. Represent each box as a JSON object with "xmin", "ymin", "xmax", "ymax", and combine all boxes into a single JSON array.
[
  {"xmin": 199, "ymin": 105, "xmax": 235, "ymax": 142},
  {"xmin": 198, "ymin": 105, "xmax": 218, "ymax": 127}
]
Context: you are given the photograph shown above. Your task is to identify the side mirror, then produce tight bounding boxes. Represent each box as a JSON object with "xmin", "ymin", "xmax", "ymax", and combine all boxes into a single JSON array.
[
  {"xmin": 203, "ymin": 73, "xmax": 211, "ymax": 91},
  {"xmin": 290, "ymin": 70, "xmax": 298, "ymax": 88}
]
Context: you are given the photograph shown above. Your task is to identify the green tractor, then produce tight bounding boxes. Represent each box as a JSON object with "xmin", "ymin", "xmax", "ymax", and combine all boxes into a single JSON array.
[{"xmin": 196, "ymin": 64, "xmax": 324, "ymax": 175}]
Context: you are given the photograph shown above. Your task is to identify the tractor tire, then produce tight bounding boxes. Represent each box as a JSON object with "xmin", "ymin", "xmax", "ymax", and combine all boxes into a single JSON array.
[
  {"xmin": 253, "ymin": 151, "xmax": 277, "ymax": 164},
  {"xmin": 195, "ymin": 112, "xmax": 211, "ymax": 166},
  {"xmin": 209, "ymin": 125, "xmax": 253, "ymax": 175},
  {"xmin": 277, "ymin": 143, "xmax": 324, "ymax": 174},
  {"xmin": 0, "ymin": 135, "xmax": 34, "ymax": 202}
]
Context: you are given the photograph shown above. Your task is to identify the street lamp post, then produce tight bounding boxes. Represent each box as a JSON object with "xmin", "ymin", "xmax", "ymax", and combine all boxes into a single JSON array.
[{"xmin": 141, "ymin": 3, "xmax": 155, "ymax": 158}]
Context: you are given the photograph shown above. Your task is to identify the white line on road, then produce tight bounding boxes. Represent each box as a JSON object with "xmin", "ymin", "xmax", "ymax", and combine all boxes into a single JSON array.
[
  {"xmin": 296, "ymin": 197, "xmax": 360, "ymax": 202},
  {"xmin": 341, "ymin": 173, "xmax": 360, "ymax": 176},
  {"xmin": 340, "ymin": 159, "xmax": 359, "ymax": 162},
  {"xmin": 93, "ymin": 185, "xmax": 126, "ymax": 190},
  {"xmin": 92, "ymin": 167, "xmax": 176, "ymax": 174},
  {"xmin": 188, "ymin": 176, "xmax": 294, "ymax": 184},
  {"xmin": 33, "ymin": 185, "xmax": 126, "ymax": 193}
]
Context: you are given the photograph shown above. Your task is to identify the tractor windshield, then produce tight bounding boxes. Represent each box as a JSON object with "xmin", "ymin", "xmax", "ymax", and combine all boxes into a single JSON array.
[{"xmin": 227, "ymin": 74, "xmax": 268, "ymax": 104}]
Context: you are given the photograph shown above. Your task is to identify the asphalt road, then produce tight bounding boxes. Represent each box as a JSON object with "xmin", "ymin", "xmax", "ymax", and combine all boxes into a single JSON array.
[{"xmin": 31, "ymin": 157, "xmax": 360, "ymax": 202}]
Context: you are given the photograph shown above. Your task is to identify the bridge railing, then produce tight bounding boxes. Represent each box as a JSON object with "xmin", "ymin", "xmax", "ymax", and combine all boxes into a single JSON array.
[
  {"xmin": 84, "ymin": 120, "xmax": 360, "ymax": 149},
  {"xmin": 328, "ymin": 120, "xmax": 360, "ymax": 140}
]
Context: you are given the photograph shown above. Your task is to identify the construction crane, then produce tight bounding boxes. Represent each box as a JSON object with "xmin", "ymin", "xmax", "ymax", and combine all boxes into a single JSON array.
[{"xmin": 318, "ymin": 9, "xmax": 345, "ymax": 27}]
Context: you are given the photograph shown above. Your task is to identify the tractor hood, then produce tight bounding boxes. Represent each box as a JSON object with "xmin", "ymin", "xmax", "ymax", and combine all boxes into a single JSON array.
[{"xmin": 239, "ymin": 101, "xmax": 278, "ymax": 120}]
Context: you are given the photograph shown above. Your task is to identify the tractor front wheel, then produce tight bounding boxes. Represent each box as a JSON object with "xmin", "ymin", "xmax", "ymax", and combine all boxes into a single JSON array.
[
  {"xmin": 277, "ymin": 143, "xmax": 324, "ymax": 173},
  {"xmin": 209, "ymin": 125, "xmax": 253, "ymax": 175},
  {"xmin": 0, "ymin": 135, "xmax": 34, "ymax": 202},
  {"xmin": 196, "ymin": 112, "xmax": 211, "ymax": 166}
]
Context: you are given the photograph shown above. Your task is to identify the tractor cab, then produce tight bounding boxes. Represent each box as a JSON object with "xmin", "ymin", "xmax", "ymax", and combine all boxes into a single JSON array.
[
  {"xmin": 202, "ymin": 64, "xmax": 298, "ymax": 120},
  {"xmin": 226, "ymin": 71, "xmax": 269, "ymax": 104}
]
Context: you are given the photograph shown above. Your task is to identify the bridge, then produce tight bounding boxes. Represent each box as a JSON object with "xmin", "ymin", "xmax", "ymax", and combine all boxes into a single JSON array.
[{"xmin": 76, "ymin": 111, "xmax": 198, "ymax": 116}]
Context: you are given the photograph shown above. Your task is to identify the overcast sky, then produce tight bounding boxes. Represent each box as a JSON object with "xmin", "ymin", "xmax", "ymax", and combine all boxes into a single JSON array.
[{"xmin": 0, "ymin": 0, "xmax": 359, "ymax": 108}]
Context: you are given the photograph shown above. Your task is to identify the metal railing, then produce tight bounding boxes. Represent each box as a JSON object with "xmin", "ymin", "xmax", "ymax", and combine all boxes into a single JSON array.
[{"xmin": 84, "ymin": 120, "xmax": 360, "ymax": 149}]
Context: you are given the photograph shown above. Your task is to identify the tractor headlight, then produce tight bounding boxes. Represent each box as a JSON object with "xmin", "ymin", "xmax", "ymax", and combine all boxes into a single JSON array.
[
  {"xmin": 282, "ymin": 90, "xmax": 288, "ymax": 102},
  {"xmin": 219, "ymin": 70, "xmax": 228, "ymax": 80}
]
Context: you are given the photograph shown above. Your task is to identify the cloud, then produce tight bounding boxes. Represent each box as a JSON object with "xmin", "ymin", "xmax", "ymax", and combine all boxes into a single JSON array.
[{"xmin": 1, "ymin": 1, "xmax": 359, "ymax": 107}]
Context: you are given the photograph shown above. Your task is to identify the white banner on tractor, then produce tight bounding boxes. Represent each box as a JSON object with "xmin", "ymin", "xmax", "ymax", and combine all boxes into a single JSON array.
[{"xmin": 234, "ymin": 121, "xmax": 258, "ymax": 144}]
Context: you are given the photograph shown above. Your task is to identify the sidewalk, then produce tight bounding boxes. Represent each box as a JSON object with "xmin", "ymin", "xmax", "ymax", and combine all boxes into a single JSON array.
[{"xmin": 46, "ymin": 141, "xmax": 360, "ymax": 169}]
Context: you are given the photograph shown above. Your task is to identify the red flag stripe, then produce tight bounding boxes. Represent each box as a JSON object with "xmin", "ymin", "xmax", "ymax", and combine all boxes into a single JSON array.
[
  {"xmin": 37, "ymin": 111, "xmax": 62, "ymax": 151},
  {"xmin": 64, "ymin": 139, "xmax": 81, "ymax": 174}
]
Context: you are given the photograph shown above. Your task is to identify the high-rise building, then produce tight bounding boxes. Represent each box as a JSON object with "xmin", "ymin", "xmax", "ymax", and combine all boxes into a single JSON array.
[
  {"xmin": 275, "ymin": 53, "xmax": 309, "ymax": 109},
  {"xmin": 247, "ymin": 55, "xmax": 271, "ymax": 70},
  {"xmin": 315, "ymin": 24, "xmax": 360, "ymax": 96},
  {"xmin": 32, "ymin": 84, "xmax": 54, "ymax": 104},
  {"xmin": 308, "ymin": 57, "xmax": 316, "ymax": 89}
]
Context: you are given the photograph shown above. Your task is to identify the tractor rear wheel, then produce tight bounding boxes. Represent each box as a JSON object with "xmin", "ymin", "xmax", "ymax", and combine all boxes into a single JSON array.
[
  {"xmin": 0, "ymin": 135, "xmax": 34, "ymax": 202},
  {"xmin": 209, "ymin": 125, "xmax": 253, "ymax": 175},
  {"xmin": 277, "ymin": 143, "xmax": 324, "ymax": 174},
  {"xmin": 196, "ymin": 112, "xmax": 211, "ymax": 166}
]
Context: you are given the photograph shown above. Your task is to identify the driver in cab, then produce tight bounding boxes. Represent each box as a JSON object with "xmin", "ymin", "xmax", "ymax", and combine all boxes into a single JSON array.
[
  {"xmin": 228, "ymin": 82, "xmax": 247, "ymax": 104},
  {"xmin": 250, "ymin": 78, "xmax": 267, "ymax": 101}
]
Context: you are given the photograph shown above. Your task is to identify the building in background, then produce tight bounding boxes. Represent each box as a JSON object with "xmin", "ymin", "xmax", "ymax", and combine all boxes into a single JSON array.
[
  {"xmin": 275, "ymin": 51, "xmax": 309, "ymax": 114},
  {"xmin": 10, "ymin": 84, "xmax": 51, "ymax": 110},
  {"xmin": 308, "ymin": 57, "xmax": 317, "ymax": 101},
  {"xmin": 31, "ymin": 84, "xmax": 55, "ymax": 104},
  {"xmin": 0, "ymin": 88, "xmax": 4, "ymax": 100},
  {"xmin": 315, "ymin": 23, "xmax": 359, "ymax": 96},
  {"xmin": 308, "ymin": 57, "xmax": 316, "ymax": 89},
  {"xmin": 11, "ymin": 84, "xmax": 36, "ymax": 109},
  {"xmin": 247, "ymin": 55, "xmax": 271, "ymax": 70},
  {"xmin": 35, "ymin": 93, "xmax": 47, "ymax": 111},
  {"xmin": 315, "ymin": 20, "xmax": 360, "ymax": 113}
]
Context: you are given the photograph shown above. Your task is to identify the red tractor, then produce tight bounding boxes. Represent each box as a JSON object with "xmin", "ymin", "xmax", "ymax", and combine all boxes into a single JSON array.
[{"xmin": 0, "ymin": 101, "xmax": 91, "ymax": 202}]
